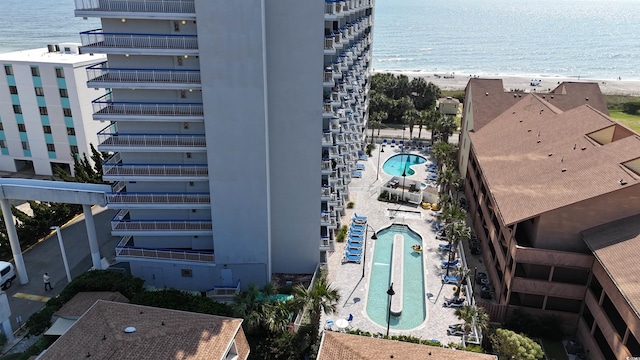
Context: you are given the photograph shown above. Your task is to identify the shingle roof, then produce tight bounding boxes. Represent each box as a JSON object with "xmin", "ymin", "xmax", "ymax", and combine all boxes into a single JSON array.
[
  {"xmin": 469, "ymin": 93, "xmax": 640, "ymax": 225},
  {"xmin": 582, "ymin": 214, "xmax": 640, "ymax": 318},
  {"xmin": 317, "ymin": 332, "xmax": 496, "ymax": 360},
  {"xmin": 40, "ymin": 300, "xmax": 247, "ymax": 360},
  {"xmin": 54, "ymin": 292, "xmax": 129, "ymax": 318}
]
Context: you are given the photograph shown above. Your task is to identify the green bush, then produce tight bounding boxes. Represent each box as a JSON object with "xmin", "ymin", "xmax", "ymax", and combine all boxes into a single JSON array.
[
  {"xmin": 131, "ymin": 289, "xmax": 232, "ymax": 316},
  {"xmin": 336, "ymin": 225, "xmax": 348, "ymax": 242},
  {"xmin": 623, "ymin": 101, "xmax": 640, "ymax": 115},
  {"xmin": 346, "ymin": 201, "xmax": 355, "ymax": 209}
]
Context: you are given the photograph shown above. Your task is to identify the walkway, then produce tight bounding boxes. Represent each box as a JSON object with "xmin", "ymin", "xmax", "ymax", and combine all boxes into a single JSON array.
[{"xmin": 324, "ymin": 144, "xmax": 467, "ymax": 344}]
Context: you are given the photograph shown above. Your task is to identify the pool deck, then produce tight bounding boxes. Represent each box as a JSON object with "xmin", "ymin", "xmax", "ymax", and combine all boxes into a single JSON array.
[{"xmin": 324, "ymin": 144, "xmax": 467, "ymax": 344}]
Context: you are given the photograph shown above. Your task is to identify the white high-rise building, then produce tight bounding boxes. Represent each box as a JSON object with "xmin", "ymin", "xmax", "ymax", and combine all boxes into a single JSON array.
[
  {"xmin": 75, "ymin": 0, "xmax": 374, "ymax": 291},
  {"xmin": 0, "ymin": 45, "xmax": 106, "ymax": 176}
]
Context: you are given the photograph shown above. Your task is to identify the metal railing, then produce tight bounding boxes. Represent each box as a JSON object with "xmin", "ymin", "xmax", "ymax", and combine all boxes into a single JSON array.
[
  {"xmin": 98, "ymin": 125, "xmax": 206, "ymax": 147},
  {"xmin": 75, "ymin": 0, "xmax": 195, "ymax": 13},
  {"xmin": 87, "ymin": 62, "xmax": 200, "ymax": 84},
  {"xmin": 111, "ymin": 217, "xmax": 212, "ymax": 231},
  {"xmin": 115, "ymin": 236, "xmax": 214, "ymax": 263},
  {"xmin": 80, "ymin": 29, "xmax": 198, "ymax": 50},
  {"xmin": 103, "ymin": 152, "xmax": 208, "ymax": 177},
  {"xmin": 107, "ymin": 192, "xmax": 210, "ymax": 204},
  {"xmin": 93, "ymin": 93, "xmax": 203, "ymax": 117}
]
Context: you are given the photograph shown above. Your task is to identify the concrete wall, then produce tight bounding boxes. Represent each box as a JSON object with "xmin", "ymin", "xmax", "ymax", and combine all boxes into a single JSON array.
[
  {"xmin": 196, "ymin": 0, "xmax": 272, "ymax": 286},
  {"xmin": 266, "ymin": 0, "xmax": 322, "ymax": 274}
]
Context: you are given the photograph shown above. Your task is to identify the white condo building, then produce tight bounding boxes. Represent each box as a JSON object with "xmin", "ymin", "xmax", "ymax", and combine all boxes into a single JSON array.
[
  {"xmin": 75, "ymin": 0, "xmax": 374, "ymax": 291},
  {"xmin": 0, "ymin": 45, "xmax": 106, "ymax": 176}
]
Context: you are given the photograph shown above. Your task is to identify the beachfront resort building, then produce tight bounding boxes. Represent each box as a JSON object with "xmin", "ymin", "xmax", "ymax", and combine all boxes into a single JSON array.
[
  {"xmin": 75, "ymin": 0, "xmax": 374, "ymax": 291},
  {"xmin": 0, "ymin": 45, "xmax": 106, "ymax": 176},
  {"xmin": 460, "ymin": 78, "xmax": 640, "ymax": 358}
]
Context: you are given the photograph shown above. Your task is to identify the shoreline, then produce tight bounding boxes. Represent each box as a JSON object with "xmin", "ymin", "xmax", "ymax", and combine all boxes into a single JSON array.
[{"xmin": 375, "ymin": 70, "xmax": 640, "ymax": 96}]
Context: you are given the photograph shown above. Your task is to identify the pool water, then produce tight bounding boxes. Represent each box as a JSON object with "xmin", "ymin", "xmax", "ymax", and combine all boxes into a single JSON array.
[
  {"xmin": 382, "ymin": 154, "xmax": 427, "ymax": 177},
  {"xmin": 366, "ymin": 225, "xmax": 426, "ymax": 330}
]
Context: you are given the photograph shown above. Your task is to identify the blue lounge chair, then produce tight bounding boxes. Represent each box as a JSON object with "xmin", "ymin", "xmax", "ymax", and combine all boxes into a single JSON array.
[
  {"xmin": 348, "ymin": 235, "xmax": 363, "ymax": 243},
  {"xmin": 442, "ymin": 275, "xmax": 460, "ymax": 285},
  {"xmin": 390, "ymin": 139, "xmax": 396, "ymax": 147},
  {"xmin": 352, "ymin": 170, "xmax": 362, "ymax": 178},
  {"xmin": 350, "ymin": 230, "xmax": 364, "ymax": 238},
  {"xmin": 356, "ymin": 163, "xmax": 365, "ymax": 170},
  {"xmin": 353, "ymin": 213, "xmax": 368, "ymax": 222},
  {"xmin": 351, "ymin": 223, "xmax": 365, "ymax": 231},
  {"xmin": 434, "ymin": 222, "xmax": 444, "ymax": 231},
  {"xmin": 399, "ymin": 140, "xmax": 404, "ymax": 148},
  {"xmin": 343, "ymin": 252, "xmax": 361, "ymax": 264},
  {"xmin": 382, "ymin": 139, "xmax": 387, "ymax": 147},
  {"xmin": 346, "ymin": 248, "xmax": 363, "ymax": 256},
  {"xmin": 439, "ymin": 243, "xmax": 453, "ymax": 251},
  {"xmin": 441, "ymin": 259, "xmax": 460, "ymax": 268},
  {"xmin": 347, "ymin": 239, "xmax": 363, "ymax": 248},
  {"xmin": 359, "ymin": 154, "xmax": 369, "ymax": 161}
]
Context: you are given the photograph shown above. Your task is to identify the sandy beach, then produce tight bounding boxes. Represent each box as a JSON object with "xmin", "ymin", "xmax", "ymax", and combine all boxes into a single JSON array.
[{"xmin": 378, "ymin": 70, "xmax": 640, "ymax": 96}]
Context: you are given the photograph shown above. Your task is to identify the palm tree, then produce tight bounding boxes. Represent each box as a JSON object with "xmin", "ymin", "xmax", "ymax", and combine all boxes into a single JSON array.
[
  {"xmin": 401, "ymin": 108, "xmax": 420, "ymax": 139},
  {"xmin": 433, "ymin": 115, "xmax": 458, "ymax": 144},
  {"xmin": 416, "ymin": 110, "xmax": 429, "ymax": 139},
  {"xmin": 232, "ymin": 283, "xmax": 291, "ymax": 334},
  {"xmin": 291, "ymin": 274, "xmax": 340, "ymax": 342},
  {"xmin": 444, "ymin": 221, "xmax": 472, "ymax": 275},
  {"xmin": 369, "ymin": 111, "xmax": 386, "ymax": 144},
  {"xmin": 451, "ymin": 266, "xmax": 470, "ymax": 298},
  {"xmin": 431, "ymin": 141, "xmax": 458, "ymax": 171},
  {"xmin": 455, "ymin": 305, "xmax": 490, "ymax": 336},
  {"xmin": 426, "ymin": 110, "xmax": 442, "ymax": 145}
]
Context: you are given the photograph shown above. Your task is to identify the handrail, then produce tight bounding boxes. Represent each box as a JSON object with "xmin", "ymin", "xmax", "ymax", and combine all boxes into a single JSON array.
[
  {"xmin": 98, "ymin": 132, "xmax": 206, "ymax": 147},
  {"xmin": 87, "ymin": 62, "xmax": 201, "ymax": 84},
  {"xmin": 115, "ymin": 236, "xmax": 214, "ymax": 263},
  {"xmin": 75, "ymin": 0, "xmax": 196, "ymax": 13},
  {"xmin": 80, "ymin": 29, "xmax": 198, "ymax": 50},
  {"xmin": 106, "ymin": 192, "xmax": 210, "ymax": 204},
  {"xmin": 92, "ymin": 93, "xmax": 203, "ymax": 117}
]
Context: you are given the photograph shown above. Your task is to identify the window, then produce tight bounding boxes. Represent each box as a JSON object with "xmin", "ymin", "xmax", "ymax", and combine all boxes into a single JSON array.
[
  {"xmin": 35, "ymin": 87, "xmax": 44, "ymax": 96},
  {"xmin": 17, "ymin": 124, "xmax": 26, "ymax": 132},
  {"xmin": 21, "ymin": 141, "xmax": 29, "ymax": 150},
  {"xmin": 46, "ymin": 144, "xmax": 56, "ymax": 152},
  {"xmin": 4, "ymin": 65, "xmax": 13, "ymax": 75},
  {"xmin": 66, "ymin": 127, "xmax": 75, "ymax": 136},
  {"xmin": 59, "ymin": 88, "xmax": 68, "ymax": 98},
  {"xmin": 30, "ymin": 66, "xmax": 40, "ymax": 77},
  {"xmin": 0, "ymin": 140, "xmax": 6, "ymax": 149},
  {"xmin": 39, "ymin": 106, "xmax": 48, "ymax": 115},
  {"xmin": 9, "ymin": 86, "xmax": 18, "ymax": 94},
  {"xmin": 13, "ymin": 105, "xmax": 22, "ymax": 114},
  {"xmin": 55, "ymin": 68, "xmax": 65, "ymax": 78},
  {"xmin": 43, "ymin": 125, "xmax": 52, "ymax": 134},
  {"xmin": 181, "ymin": 269, "xmax": 192, "ymax": 277},
  {"xmin": 0, "ymin": 122, "xmax": 3, "ymax": 130},
  {"xmin": 70, "ymin": 145, "xmax": 78, "ymax": 153},
  {"xmin": 62, "ymin": 108, "xmax": 72, "ymax": 117}
]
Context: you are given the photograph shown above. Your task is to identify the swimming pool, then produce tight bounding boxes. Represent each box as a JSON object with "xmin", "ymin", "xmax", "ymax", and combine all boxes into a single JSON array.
[
  {"xmin": 366, "ymin": 225, "xmax": 426, "ymax": 330},
  {"xmin": 382, "ymin": 154, "xmax": 427, "ymax": 177}
]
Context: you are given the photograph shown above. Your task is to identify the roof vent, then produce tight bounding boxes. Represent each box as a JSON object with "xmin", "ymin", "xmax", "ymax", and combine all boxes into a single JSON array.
[
  {"xmin": 537, "ymin": 140, "xmax": 541, "ymax": 143},
  {"xmin": 548, "ymin": 153, "xmax": 553, "ymax": 157},
  {"xmin": 527, "ymin": 129, "xmax": 532, "ymax": 132},
  {"xmin": 561, "ymin": 168, "xmax": 567, "ymax": 172},
  {"xmin": 585, "ymin": 97, "xmax": 589, "ymax": 101},
  {"xmin": 539, "ymin": 109, "xmax": 544, "ymax": 114},
  {"xmin": 485, "ymin": 92, "xmax": 489, "ymax": 96},
  {"xmin": 550, "ymin": 96, "xmax": 554, "ymax": 99},
  {"xmin": 573, "ymin": 144, "xmax": 576, "ymax": 150},
  {"xmin": 619, "ymin": 179, "xmax": 628, "ymax": 185},
  {"xmin": 581, "ymin": 147, "xmax": 587, "ymax": 151},
  {"xmin": 514, "ymin": 94, "xmax": 517, "ymax": 98},
  {"xmin": 124, "ymin": 327, "xmax": 137, "ymax": 333},
  {"xmin": 542, "ymin": 95, "xmax": 546, "ymax": 99}
]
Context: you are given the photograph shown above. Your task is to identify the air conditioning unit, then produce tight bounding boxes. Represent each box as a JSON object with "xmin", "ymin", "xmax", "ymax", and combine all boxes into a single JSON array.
[{"xmin": 58, "ymin": 43, "xmax": 81, "ymax": 55}]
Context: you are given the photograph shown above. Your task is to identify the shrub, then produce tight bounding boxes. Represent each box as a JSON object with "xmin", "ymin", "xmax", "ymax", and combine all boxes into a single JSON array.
[
  {"xmin": 346, "ymin": 201, "xmax": 355, "ymax": 209},
  {"xmin": 336, "ymin": 225, "xmax": 348, "ymax": 242},
  {"xmin": 131, "ymin": 289, "xmax": 232, "ymax": 316}
]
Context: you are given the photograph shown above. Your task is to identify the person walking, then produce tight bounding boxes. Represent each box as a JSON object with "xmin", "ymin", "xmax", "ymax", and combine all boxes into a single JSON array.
[{"xmin": 44, "ymin": 272, "xmax": 53, "ymax": 291}]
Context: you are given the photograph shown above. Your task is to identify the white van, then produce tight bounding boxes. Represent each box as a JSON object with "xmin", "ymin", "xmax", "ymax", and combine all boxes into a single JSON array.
[{"xmin": 0, "ymin": 261, "xmax": 16, "ymax": 290}]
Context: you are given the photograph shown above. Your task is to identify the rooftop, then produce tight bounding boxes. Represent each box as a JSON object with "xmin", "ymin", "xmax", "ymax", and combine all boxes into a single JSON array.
[
  {"xmin": 0, "ymin": 44, "xmax": 105, "ymax": 65},
  {"xmin": 40, "ymin": 300, "xmax": 248, "ymax": 360},
  {"xmin": 317, "ymin": 332, "xmax": 497, "ymax": 360},
  {"xmin": 582, "ymin": 214, "xmax": 640, "ymax": 319},
  {"xmin": 469, "ymin": 89, "xmax": 640, "ymax": 225}
]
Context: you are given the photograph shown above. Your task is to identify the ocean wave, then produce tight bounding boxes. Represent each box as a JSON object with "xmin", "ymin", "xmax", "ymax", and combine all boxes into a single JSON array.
[{"xmin": 375, "ymin": 57, "xmax": 416, "ymax": 62}]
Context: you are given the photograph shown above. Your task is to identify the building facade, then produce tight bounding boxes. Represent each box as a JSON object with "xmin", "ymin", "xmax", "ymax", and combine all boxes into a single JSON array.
[
  {"xmin": 75, "ymin": 0, "xmax": 373, "ymax": 291},
  {"xmin": 460, "ymin": 79, "xmax": 640, "ymax": 358},
  {"xmin": 0, "ymin": 45, "xmax": 106, "ymax": 176}
]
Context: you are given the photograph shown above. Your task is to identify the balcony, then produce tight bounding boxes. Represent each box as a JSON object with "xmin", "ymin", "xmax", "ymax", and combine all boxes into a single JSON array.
[
  {"xmin": 111, "ymin": 210, "xmax": 213, "ymax": 236},
  {"xmin": 320, "ymin": 235, "xmax": 333, "ymax": 251},
  {"xmin": 75, "ymin": 0, "xmax": 196, "ymax": 19},
  {"xmin": 80, "ymin": 29, "xmax": 198, "ymax": 56},
  {"xmin": 106, "ymin": 191, "xmax": 210, "ymax": 208},
  {"xmin": 322, "ymin": 132, "xmax": 333, "ymax": 146},
  {"xmin": 115, "ymin": 236, "xmax": 214, "ymax": 263},
  {"xmin": 92, "ymin": 93, "xmax": 204, "ymax": 121},
  {"xmin": 103, "ymin": 153, "xmax": 208, "ymax": 181},
  {"xmin": 97, "ymin": 124, "xmax": 206, "ymax": 152},
  {"xmin": 87, "ymin": 62, "xmax": 201, "ymax": 89},
  {"xmin": 321, "ymin": 212, "xmax": 337, "ymax": 228},
  {"xmin": 324, "ymin": 35, "xmax": 336, "ymax": 55}
]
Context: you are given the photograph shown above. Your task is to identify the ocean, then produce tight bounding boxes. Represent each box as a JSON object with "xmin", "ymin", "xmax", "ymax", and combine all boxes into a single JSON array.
[{"xmin": 0, "ymin": 0, "xmax": 638, "ymax": 80}]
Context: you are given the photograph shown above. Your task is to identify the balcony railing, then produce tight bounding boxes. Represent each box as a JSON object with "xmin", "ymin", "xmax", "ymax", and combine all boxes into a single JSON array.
[
  {"xmin": 98, "ymin": 124, "xmax": 206, "ymax": 148},
  {"xmin": 115, "ymin": 236, "xmax": 214, "ymax": 263},
  {"xmin": 93, "ymin": 93, "xmax": 203, "ymax": 118},
  {"xmin": 80, "ymin": 29, "xmax": 198, "ymax": 50},
  {"xmin": 103, "ymin": 152, "xmax": 208, "ymax": 177},
  {"xmin": 75, "ymin": 0, "xmax": 195, "ymax": 13},
  {"xmin": 87, "ymin": 62, "xmax": 200, "ymax": 85},
  {"xmin": 112, "ymin": 217, "xmax": 212, "ymax": 232},
  {"xmin": 107, "ymin": 192, "xmax": 210, "ymax": 205}
]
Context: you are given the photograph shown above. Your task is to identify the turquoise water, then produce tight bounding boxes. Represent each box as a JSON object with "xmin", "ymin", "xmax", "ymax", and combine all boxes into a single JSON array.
[
  {"xmin": 382, "ymin": 154, "xmax": 426, "ymax": 177},
  {"xmin": 366, "ymin": 225, "xmax": 426, "ymax": 330}
]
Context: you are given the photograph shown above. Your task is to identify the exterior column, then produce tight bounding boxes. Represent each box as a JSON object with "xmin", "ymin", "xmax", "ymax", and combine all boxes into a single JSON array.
[
  {"xmin": 83, "ymin": 205, "xmax": 102, "ymax": 269},
  {"xmin": 0, "ymin": 292, "xmax": 14, "ymax": 342},
  {"xmin": 0, "ymin": 199, "xmax": 28, "ymax": 284}
]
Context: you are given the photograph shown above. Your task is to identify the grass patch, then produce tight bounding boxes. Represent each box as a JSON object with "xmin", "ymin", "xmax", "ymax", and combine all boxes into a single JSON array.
[
  {"xmin": 605, "ymin": 94, "xmax": 640, "ymax": 110},
  {"xmin": 610, "ymin": 110, "xmax": 640, "ymax": 133},
  {"xmin": 541, "ymin": 339, "xmax": 568, "ymax": 360}
]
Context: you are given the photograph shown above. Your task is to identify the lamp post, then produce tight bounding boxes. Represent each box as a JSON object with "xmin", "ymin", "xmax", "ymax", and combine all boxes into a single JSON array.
[
  {"xmin": 401, "ymin": 126, "xmax": 406, "ymax": 153},
  {"xmin": 386, "ymin": 283, "xmax": 395, "ymax": 337},
  {"xmin": 472, "ymin": 267, "xmax": 478, "ymax": 306},
  {"xmin": 362, "ymin": 225, "xmax": 377, "ymax": 279},
  {"xmin": 50, "ymin": 226, "xmax": 72, "ymax": 283},
  {"xmin": 401, "ymin": 163, "xmax": 407, "ymax": 203},
  {"xmin": 376, "ymin": 142, "xmax": 384, "ymax": 181}
]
